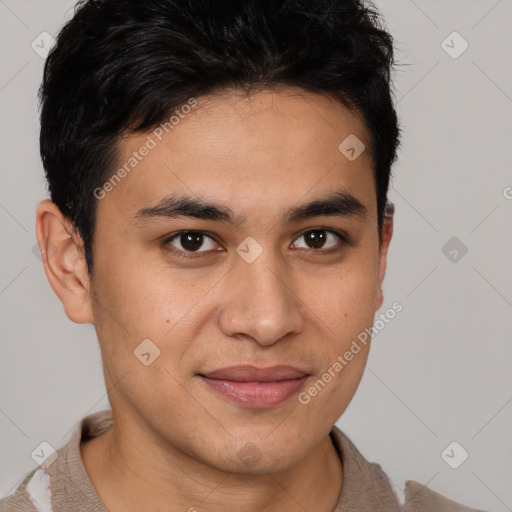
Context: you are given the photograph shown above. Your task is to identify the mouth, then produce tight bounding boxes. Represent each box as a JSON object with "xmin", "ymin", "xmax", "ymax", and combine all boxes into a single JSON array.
[{"xmin": 198, "ymin": 365, "xmax": 310, "ymax": 408}]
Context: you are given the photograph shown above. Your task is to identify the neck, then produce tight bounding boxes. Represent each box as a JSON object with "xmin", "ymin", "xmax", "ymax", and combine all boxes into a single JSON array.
[{"xmin": 80, "ymin": 418, "xmax": 343, "ymax": 512}]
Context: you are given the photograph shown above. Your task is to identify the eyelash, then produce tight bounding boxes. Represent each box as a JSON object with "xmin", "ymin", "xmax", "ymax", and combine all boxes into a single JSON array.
[{"xmin": 162, "ymin": 228, "xmax": 352, "ymax": 260}]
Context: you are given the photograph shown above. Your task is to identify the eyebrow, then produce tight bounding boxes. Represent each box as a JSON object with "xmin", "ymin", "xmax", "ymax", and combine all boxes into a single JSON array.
[{"xmin": 131, "ymin": 190, "xmax": 368, "ymax": 227}]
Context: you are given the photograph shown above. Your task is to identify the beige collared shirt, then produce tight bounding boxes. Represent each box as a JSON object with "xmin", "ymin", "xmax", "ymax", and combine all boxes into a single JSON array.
[{"xmin": 0, "ymin": 409, "xmax": 486, "ymax": 512}]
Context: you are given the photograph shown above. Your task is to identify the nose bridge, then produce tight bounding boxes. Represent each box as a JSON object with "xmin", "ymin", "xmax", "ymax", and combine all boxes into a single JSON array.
[{"xmin": 218, "ymin": 252, "xmax": 304, "ymax": 345}]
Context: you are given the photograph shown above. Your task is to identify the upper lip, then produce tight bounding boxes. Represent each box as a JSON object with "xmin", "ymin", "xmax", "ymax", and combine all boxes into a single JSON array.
[{"xmin": 200, "ymin": 365, "xmax": 309, "ymax": 382}]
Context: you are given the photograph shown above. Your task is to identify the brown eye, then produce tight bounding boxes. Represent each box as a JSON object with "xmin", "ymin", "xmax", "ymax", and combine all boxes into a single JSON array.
[
  {"xmin": 178, "ymin": 232, "xmax": 204, "ymax": 252},
  {"xmin": 304, "ymin": 230, "xmax": 327, "ymax": 249},
  {"xmin": 292, "ymin": 229, "xmax": 348, "ymax": 251},
  {"xmin": 166, "ymin": 231, "xmax": 218, "ymax": 254}
]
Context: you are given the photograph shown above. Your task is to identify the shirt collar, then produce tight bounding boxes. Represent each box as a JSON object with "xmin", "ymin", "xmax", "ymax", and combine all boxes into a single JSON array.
[{"xmin": 56, "ymin": 410, "xmax": 402, "ymax": 512}]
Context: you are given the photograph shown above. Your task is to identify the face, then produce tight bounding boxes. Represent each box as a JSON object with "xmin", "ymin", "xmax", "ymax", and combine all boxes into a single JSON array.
[{"xmin": 53, "ymin": 88, "xmax": 392, "ymax": 474}]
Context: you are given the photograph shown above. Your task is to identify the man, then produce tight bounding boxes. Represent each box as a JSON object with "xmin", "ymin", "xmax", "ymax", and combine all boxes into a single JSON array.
[{"xmin": 0, "ymin": 0, "xmax": 487, "ymax": 510}]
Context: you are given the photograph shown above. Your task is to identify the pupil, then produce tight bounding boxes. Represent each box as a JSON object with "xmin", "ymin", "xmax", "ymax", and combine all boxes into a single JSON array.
[
  {"xmin": 181, "ymin": 232, "xmax": 203, "ymax": 251},
  {"xmin": 306, "ymin": 230, "xmax": 326, "ymax": 249}
]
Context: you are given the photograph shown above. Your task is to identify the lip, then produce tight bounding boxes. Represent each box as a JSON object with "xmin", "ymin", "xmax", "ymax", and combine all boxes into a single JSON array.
[
  {"xmin": 198, "ymin": 365, "xmax": 310, "ymax": 408},
  {"xmin": 201, "ymin": 365, "xmax": 308, "ymax": 382}
]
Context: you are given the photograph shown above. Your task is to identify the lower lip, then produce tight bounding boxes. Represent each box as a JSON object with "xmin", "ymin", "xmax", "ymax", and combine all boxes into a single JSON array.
[{"xmin": 199, "ymin": 375, "xmax": 309, "ymax": 408}]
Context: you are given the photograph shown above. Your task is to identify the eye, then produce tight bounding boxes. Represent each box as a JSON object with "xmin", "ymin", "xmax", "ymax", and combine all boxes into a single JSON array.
[
  {"xmin": 163, "ymin": 227, "xmax": 351, "ymax": 260},
  {"xmin": 291, "ymin": 228, "xmax": 349, "ymax": 251},
  {"xmin": 164, "ymin": 231, "xmax": 220, "ymax": 256}
]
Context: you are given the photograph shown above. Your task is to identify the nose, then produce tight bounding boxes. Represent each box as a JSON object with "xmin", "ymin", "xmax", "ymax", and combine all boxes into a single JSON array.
[{"xmin": 218, "ymin": 255, "xmax": 305, "ymax": 347}]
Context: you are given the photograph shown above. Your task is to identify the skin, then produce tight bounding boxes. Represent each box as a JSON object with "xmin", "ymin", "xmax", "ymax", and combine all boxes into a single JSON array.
[{"xmin": 36, "ymin": 87, "xmax": 393, "ymax": 512}]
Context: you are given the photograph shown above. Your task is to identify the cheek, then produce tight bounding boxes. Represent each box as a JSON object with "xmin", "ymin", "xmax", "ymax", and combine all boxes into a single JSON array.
[
  {"xmin": 298, "ymin": 256, "xmax": 377, "ymax": 408},
  {"xmin": 307, "ymin": 259, "xmax": 379, "ymax": 340},
  {"xmin": 92, "ymin": 242, "xmax": 197, "ymax": 332},
  {"xmin": 297, "ymin": 347, "xmax": 369, "ymax": 432},
  {"xmin": 89, "ymin": 249, "xmax": 222, "ymax": 377},
  {"xmin": 89, "ymin": 266, "xmax": 202, "ymax": 421}
]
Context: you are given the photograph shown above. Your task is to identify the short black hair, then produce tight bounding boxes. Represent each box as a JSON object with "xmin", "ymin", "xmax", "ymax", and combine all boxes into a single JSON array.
[{"xmin": 39, "ymin": 0, "xmax": 401, "ymax": 276}]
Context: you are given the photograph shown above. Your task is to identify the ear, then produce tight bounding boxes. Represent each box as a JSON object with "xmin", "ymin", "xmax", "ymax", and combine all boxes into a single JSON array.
[
  {"xmin": 375, "ymin": 201, "xmax": 394, "ymax": 311},
  {"xmin": 35, "ymin": 199, "xmax": 94, "ymax": 324}
]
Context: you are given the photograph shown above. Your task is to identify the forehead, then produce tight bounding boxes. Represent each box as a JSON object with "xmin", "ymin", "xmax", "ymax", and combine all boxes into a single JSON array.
[{"xmin": 98, "ymin": 88, "xmax": 376, "ymax": 224}]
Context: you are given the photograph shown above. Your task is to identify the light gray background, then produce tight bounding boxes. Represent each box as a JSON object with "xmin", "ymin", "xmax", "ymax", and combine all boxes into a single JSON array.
[{"xmin": 0, "ymin": 0, "xmax": 511, "ymax": 510}]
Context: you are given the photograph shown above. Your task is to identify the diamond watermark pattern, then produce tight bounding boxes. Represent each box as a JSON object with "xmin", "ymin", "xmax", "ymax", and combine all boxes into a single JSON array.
[
  {"xmin": 237, "ymin": 442, "xmax": 262, "ymax": 467},
  {"xmin": 441, "ymin": 31, "xmax": 469, "ymax": 59},
  {"xmin": 31, "ymin": 441, "xmax": 58, "ymax": 468},
  {"xmin": 236, "ymin": 236, "xmax": 263, "ymax": 263},
  {"xmin": 441, "ymin": 441, "xmax": 469, "ymax": 469},
  {"xmin": 134, "ymin": 338, "xmax": 161, "ymax": 366},
  {"xmin": 32, "ymin": 238, "xmax": 58, "ymax": 262},
  {"xmin": 442, "ymin": 237, "xmax": 468, "ymax": 263},
  {"xmin": 338, "ymin": 134, "xmax": 366, "ymax": 161},
  {"xmin": 31, "ymin": 32, "xmax": 56, "ymax": 59}
]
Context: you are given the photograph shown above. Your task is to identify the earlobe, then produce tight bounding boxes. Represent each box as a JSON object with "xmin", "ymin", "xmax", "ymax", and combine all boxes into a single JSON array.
[
  {"xmin": 375, "ymin": 202, "xmax": 394, "ymax": 311},
  {"xmin": 35, "ymin": 199, "xmax": 94, "ymax": 324}
]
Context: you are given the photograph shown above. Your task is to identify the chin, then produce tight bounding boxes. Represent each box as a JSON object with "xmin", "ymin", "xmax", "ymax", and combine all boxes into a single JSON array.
[
  {"xmin": 209, "ymin": 438, "xmax": 303, "ymax": 475},
  {"xmin": 218, "ymin": 454, "xmax": 299, "ymax": 476}
]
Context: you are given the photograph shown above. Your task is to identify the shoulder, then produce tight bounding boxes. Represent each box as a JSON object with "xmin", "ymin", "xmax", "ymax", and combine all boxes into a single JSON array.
[
  {"xmin": 0, "ymin": 409, "xmax": 113, "ymax": 512},
  {"xmin": 403, "ymin": 480, "xmax": 490, "ymax": 512},
  {"xmin": 329, "ymin": 425, "xmax": 490, "ymax": 512},
  {"xmin": 0, "ymin": 466, "xmax": 49, "ymax": 512}
]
